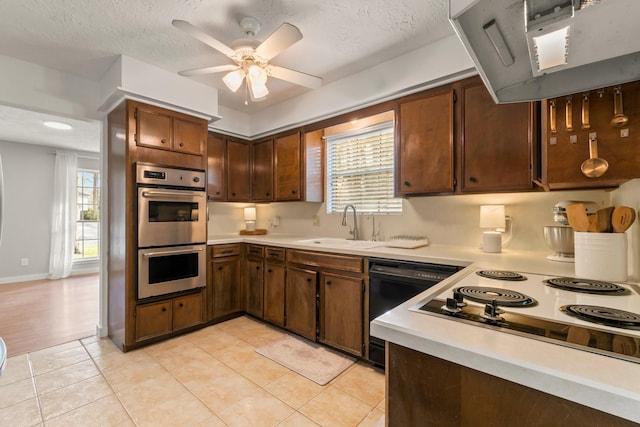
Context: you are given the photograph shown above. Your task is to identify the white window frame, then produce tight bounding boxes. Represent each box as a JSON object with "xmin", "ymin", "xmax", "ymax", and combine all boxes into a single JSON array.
[
  {"xmin": 75, "ymin": 168, "xmax": 100, "ymax": 261},
  {"xmin": 326, "ymin": 121, "xmax": 402, "ymax": 215}
]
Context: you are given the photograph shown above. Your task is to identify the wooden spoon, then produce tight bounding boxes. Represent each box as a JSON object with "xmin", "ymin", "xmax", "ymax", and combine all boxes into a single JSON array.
[
  {"xmin": 566, "ymin": 203, "xmax": 590, "ymax": 232},
  {"xmin": 595, "ymin": 207, "xmax": 615, "ymax": 233},
  {"xmin": 611, "ymin": 206, "xmax": 637, "ymax": 232}
]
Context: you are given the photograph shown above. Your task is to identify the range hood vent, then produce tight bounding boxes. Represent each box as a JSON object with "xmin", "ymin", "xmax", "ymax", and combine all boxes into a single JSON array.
[{"xmin": 450, "ymin": 0, "xmax": 640, "ymax": 103}]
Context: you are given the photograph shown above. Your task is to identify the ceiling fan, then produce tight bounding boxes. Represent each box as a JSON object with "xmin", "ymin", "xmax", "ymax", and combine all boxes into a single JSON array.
[{"xmin": 172, "ymin": 17, "xmax": 323, "ymax": 103}]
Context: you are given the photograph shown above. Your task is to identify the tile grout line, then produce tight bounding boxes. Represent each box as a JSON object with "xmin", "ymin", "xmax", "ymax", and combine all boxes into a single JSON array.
[{"xmin": 25, "ymin": 353, "xmax": 45, "ymax": 426}]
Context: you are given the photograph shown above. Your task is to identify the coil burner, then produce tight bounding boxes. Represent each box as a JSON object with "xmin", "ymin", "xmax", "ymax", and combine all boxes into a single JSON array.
[
  {"xmin": 476, "ymin": 270, "xmax": 527, "ymax": 281},
  {"xmin": 561, "ymin": 305, "xmax": 640, "ymax": 330},
  {"xmin": 454, "ymin": 286, "xmax": 537, "ymax": 307},
  {"xmin": 545, "ymin": 278, "xmax": 630, "ymax": 295}
]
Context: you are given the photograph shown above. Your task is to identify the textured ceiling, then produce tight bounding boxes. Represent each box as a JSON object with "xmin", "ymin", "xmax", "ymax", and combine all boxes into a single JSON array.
[{"xmin": 0, "ymin": 0, "xmax": 452, "ymax": 113}]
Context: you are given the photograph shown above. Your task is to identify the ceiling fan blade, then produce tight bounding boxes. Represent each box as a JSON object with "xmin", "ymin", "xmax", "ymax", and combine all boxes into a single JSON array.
[
  {"xmin": 255, "ymin": 22, "xmax": 303, "ymax": 61},
  {"xmin": 178, "ymin": 64, "xmax": 238, "ymax": 76},
  {"xmin": 172, "ymin": 19, "xmax": 236, "ymax": 58},
  {"xmin": 267, "ymin": 65, "xmax": 323, "ymax": 89}
]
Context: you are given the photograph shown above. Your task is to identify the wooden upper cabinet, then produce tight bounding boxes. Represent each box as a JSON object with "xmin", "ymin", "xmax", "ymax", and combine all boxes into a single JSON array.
[
  {"xmin": 540, "ymin": 80, "xmax": 640, "ymax": 190},
  {"xmin": 135, "ymin": 104, "xmax": 205, "ymax": 156},
  {"xmin": 397, "ymin": 89, "xmax": 455, "ymax": 195},
  {"xmin": 173, "ymin": 117, "xmax": 205, "ymax": 155},
  {"xmin": 274, "ymin": 132, "xmax": 302, "ymax": 201},
  {"xmin": 252, "ymin": 138, "xmax": 274, "ymax": 202},
  {"xmin": 136, "ymin": 107, "xmax": 172, "ymax": 150},
  {"xmin": 226, "ymin": 138, "xmax": 251, "ymax": 202},
  {"xmin": 460, "ymin": 79, "xmax": 534, "ymax": 193},
  {"xmin": 207, "ymin": 133, "xmax": 225, "ymax": 200}
]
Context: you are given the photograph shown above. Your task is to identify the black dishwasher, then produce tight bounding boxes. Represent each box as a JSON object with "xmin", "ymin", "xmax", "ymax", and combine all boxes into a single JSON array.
[{"xmin": 368, "ymin": 258, "xmax": 458, "ymax": 367}]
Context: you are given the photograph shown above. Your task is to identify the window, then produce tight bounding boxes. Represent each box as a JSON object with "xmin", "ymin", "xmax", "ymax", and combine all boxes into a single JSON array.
[
  {"xmin": 326, "ymin": 121, "xmax": 402, "ymax": 214},
  {"xmin": 75, "ymin": 169, "xmax": 100, "ymax": 259}
]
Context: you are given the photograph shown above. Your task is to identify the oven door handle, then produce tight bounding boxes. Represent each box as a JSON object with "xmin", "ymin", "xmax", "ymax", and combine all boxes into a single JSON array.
[
  {"xmin": 141, "ymin": 190, "xmax": 205, "ymax": 198},
  {"xmin": 142, "ymin": 248, "xmax": 205, "ymax": 257}
]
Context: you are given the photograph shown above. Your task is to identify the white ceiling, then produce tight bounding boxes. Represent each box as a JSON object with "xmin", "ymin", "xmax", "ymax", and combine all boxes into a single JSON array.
[{"xmin": 0, "ymin": 0, "xmax": 454, "ymax": 151}]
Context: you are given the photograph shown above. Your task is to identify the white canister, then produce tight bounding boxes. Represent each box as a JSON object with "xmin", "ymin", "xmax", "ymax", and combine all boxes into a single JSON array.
[{"xmin": 574, "ymin": 232, "xmax": 627, "ymax": 281}]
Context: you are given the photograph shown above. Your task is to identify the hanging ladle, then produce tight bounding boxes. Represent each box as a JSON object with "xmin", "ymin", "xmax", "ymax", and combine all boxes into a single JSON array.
[
  {"xmin": 610, "ymin": 86, "xmax": 629, "ymax": 127},
  {"xmin": 581, "ymin": 94, "xmax": 590, "ymax": 130},
  {"xmin": 581, "ymin": 136, "xmax": 609, "ymax": 178}
]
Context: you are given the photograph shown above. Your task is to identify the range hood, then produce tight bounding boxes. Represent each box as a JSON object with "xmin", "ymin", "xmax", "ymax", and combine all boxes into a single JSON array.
[{"xmin": 450, "ymin": 0, "xmax": 640, "ymax": 103}]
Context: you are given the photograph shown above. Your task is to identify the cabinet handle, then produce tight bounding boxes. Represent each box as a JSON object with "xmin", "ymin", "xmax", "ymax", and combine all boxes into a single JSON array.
[
  {"xmin": 179, "ymin": 142, "xmax": 184, "ymax": 147},
  {"xmin": 469, "ymin": 176, "xmax": 478, "ymax": 183},
  {"xmin": 216, "ymin": 191, "xmax": 221, "ymax": 195},
  {"xmin": 161, "ymin": 138, "xmax": 167, "ymax": 144},
  {"xmin": 256, "ymin": 266, "xmax": 260, "ymax": 270},
  {"xmin": 326, "ymin": 281, "xmax": 332, "ymax": 285},
  {"xmin": 292, "ymin": 190, "xmax": 296, "ymax": 194},
  {"xmin": 268, "ymin": 269, "xmax": 272, "ymax": 273},
  {"xmin": 218, "ymin": 266, "xmax": 223, "ymax": 271},
  {"xmin": 179, "ymin": 303, "xmax": 184, "ymax": 307},
  {"xmin": 232, "ymin": 192, "xmax": 236, "ymax": 196},
  {"xmin": 306, "ymin": 278, "xmax": 312, "ymax": 282},
  {"xmin": 266, "ymin": 192, "xmax": 270, "ymax": 196},
  {"xmin": 404, "ymin": 181, "xmax": 411, "ymax": 187},
  {"xmin": 162, "ymin": 307, "xmax": 167, "ymax": 312}
]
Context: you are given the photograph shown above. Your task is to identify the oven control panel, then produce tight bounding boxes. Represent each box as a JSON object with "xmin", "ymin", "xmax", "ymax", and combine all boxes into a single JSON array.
[{"xmin": 136, "ymin": 163, "xmax": 204, "ymax": 189}]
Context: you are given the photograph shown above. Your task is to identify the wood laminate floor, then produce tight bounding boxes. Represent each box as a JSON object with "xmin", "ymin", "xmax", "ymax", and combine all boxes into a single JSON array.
[{"xmin": 0, "ymin": 274, "xmax": 99, "ymax": 357}]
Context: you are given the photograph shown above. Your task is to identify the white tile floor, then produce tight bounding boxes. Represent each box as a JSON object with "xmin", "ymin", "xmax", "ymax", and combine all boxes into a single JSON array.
[{"xmin": 0, "ymin": 316, "xmax": 385, "ymax": 427}]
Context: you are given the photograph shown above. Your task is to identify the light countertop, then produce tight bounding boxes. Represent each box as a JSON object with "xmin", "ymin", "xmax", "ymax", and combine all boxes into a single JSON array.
[{"xmin": 207, "ymin": 233, "xmax": 639, "ymax": 423}]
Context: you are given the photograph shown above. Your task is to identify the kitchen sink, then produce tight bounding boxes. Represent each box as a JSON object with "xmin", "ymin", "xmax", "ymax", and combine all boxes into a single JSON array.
[{"xmin": 295, "ymin": 237, "xmax": 384, "ymax": 249}]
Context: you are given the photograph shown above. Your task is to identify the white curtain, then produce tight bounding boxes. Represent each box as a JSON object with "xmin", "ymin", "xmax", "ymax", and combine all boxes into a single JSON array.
[{"xmin": 49, "ymin": 151, "xmax": 77, "ymax": 279}]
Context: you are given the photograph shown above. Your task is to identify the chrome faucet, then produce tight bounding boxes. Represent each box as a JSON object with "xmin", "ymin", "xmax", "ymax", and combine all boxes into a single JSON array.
[{"xmin": 341, "ymin": 204, "xmax": 360, "ymax": 240}]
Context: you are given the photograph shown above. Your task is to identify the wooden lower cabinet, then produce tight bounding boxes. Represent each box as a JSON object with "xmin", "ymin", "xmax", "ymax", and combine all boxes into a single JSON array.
[
  {"xmin": 387, "ymin": 342, "xmax": 636, "ymax": 427},
  {"xmin": 209, "ymin": 245, "xmax": 243, "ymax": 320},
  {"xmin": 246, "ymin": 257, "xmax": 264, "ymax": 318},
  {"xmin": 285, "ymin": 266, "xmax": 318, "ymax": 340},
  {"xmin": 319, "ymin": 273, "xmax": 364, "ymax": 356},
  {"xmin": 264, "ymin": 262, "xmax": 286, "ymax": 326},
  {"xmin": 135, "ymin": 292, "xmax": 203, "ymax": 342}
]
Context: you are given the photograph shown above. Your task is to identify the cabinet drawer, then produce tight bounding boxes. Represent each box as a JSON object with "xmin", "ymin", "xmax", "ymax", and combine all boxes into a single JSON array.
[
  {"xmin": 210, "ymin": 244, "xmax": 241, "ymax": 258},
  {"xmin": 287, "ymin": 250, "xmax": 363, "ymax": 273},
  {"xmin": 136, "ymin": 301, "xmax": 172, "ymax": 341},
  {"xmin": 247, "ymin": 244, "xmax": 265, "ymax": 258},
  {"xmin": 265, "ymin": 247, "xmax": 285, "ymax": 262}
]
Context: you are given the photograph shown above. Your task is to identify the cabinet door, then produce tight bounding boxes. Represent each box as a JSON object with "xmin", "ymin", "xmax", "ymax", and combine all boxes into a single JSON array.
[
  {"xmin": 136, "ymin": 107, "xmax": 172, "ymax": 151},
  {"xmin": 285, "ymin": 266, "xmax": 317, "ymax": 340},
  {"xmin": 226, "ymin": 139, "xmax": 251, "ymax": 202},
  {"xmin": 319, "ymin": 273, "xmax": 364, "ymax": 356},
  {"xmin": 173, "ymin": 293, "xmax": 203, "ymax": 331},
  {"xmin": 173, "ymin": 117, "xmax": 205, "ymax": 155},
  {"xmin": 207, "ymin": 134, "xmax": 225, "ymax": 200},
  {"xmin": 212, "ymin": 256, "xmax": 242, "ymax": 318},
  {"xmin": 246, "ymin": 258, "xmax": 264, "ymax": 318},
  {"xmin": 252, "ymin": 138, "xmax": 274, "ymax": 202},
  {"xmin": 136, "ymin": 300, "xmax": 172, "ymax": 341},
  {"xmin": 461, "ymin": 82, "xmax": 533, "ymax": 192},
  {"xmin": 397, "ymin": 90, "xmax": 454, "ymax": 195},
  {"xmin": 264, "ymin": 262, "xmax": 285, "ymax": 326},
  {"xmin": 541, "ymin": 81, "xmax": 640, "ymax": 189},
  {"xmin": 274, "ymin": 132, "xmax": 302, "ymax": 201}
]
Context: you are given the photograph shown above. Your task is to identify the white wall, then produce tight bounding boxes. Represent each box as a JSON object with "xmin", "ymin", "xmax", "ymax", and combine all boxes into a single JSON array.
[{"xmin": 0, "ymin": 140, "xmax": 100, "ymax": 284}]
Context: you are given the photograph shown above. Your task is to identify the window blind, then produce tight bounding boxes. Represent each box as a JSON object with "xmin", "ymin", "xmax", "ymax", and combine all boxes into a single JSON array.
[{"xmin": 326, "ymin": 122, "xmax": 402, "ymax": 214}]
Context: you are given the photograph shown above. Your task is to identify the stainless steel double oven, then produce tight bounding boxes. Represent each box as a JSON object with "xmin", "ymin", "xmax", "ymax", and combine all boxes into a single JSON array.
[{"xmin": 136, "ymin": 163, "xmax": 207, "ymax": 299}]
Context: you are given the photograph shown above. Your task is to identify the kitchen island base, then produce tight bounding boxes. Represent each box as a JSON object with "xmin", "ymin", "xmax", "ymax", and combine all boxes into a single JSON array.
[{"xmin": 387, "ymin": 342, "xmax": 638, "ymax": 427}]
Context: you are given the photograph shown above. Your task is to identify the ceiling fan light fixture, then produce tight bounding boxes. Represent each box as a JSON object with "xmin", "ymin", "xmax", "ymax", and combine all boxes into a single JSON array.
[
  {"xmin": 248, "ymin": 79, "xmax": 269, "ymax": 101},
  {"xmin": 248, "ymin": 64, "xmax": 267, "ymax": 84},
  {"xmin": 222, "ymin": 69, "xmax": 245, "ymax": 92}
]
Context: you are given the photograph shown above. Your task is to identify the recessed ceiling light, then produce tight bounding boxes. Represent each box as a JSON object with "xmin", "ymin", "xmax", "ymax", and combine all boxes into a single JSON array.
[{"xmin": 43, "ymin": 121, "xmax": 72, "ymax": 130}]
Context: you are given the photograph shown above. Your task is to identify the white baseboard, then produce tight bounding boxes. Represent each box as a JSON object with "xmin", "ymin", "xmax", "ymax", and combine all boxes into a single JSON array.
[
  {"xmin": 0, "ymin": 273, "xmax": 49, "ymax": 285},
  {"xmin": 0, "ymin": 268, "xmax": 99, "ymax": 285}
]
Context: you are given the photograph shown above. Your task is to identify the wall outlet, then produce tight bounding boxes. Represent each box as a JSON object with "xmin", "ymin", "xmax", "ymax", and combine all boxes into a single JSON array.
[
  {"xmin": 20, "ymin": 258, "xmax": 29, "ymax": 266},
  {"xmin": 273, "ymin": 216, "xmax": 280, "ymax": 227}
]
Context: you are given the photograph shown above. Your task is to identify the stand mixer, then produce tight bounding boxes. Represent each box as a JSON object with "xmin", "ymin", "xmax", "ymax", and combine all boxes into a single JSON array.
[{"xmin": 544, "ymin": 200, "xmax": 598, "ymax": 262}]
